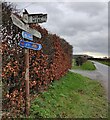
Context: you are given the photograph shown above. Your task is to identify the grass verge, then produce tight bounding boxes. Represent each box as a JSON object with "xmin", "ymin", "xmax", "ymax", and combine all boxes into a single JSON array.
[
  {"xmin": 30, "ymin": 71, "xmax": 108, "ymax": 118},
  {"xmin": 96, "ymin": 60, "xmax": 110, "ymax": 66},
  {"xmin": 72, "ymin": 60, "xmax": 96, "ymax": 70}
]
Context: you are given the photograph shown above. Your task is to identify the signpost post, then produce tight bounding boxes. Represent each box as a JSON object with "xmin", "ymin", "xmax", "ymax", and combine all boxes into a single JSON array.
[
  {"xmin": 21, "ymin": 31, "xmax": 31, "ymax": 117},
  {"xmin": 25, "ymin": 48, "xmax": 29, "ymax": 117},
  {"xmin": 11, "ymin": 10, "xmax": 47, "ymax": 117}
]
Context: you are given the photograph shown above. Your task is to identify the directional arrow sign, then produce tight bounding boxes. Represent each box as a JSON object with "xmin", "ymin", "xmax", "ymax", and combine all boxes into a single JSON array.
[
  {"xmin": 22, "ymin": 31, "xmax": 33, "ymax": 41},
  {"xmin": 11, "ymin": 14, "xmax": 41, "ymax": 38},
  {"xmin": 18, "ymin": 40, "xmax": 42, "ymax": 50}
]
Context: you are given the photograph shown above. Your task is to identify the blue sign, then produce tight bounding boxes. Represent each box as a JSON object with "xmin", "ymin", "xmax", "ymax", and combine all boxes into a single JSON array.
[
  {"xmin": 22, "ymin": 31, "xmax": 33, "ymax": 41},
  {"xmin": 18, "ymin": 40, "xmax": 42, "ymax": 50}
]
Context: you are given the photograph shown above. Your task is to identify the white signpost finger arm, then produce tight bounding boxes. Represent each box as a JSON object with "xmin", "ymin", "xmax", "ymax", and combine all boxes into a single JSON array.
[{"xmin": 11, "ymin": 14, "xmax": 41, "ymax": 38}]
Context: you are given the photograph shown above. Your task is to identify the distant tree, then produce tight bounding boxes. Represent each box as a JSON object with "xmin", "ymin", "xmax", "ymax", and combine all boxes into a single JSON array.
[{"xmin": 75, "ymin": 56, "xmax": 87, "ymax": 66}]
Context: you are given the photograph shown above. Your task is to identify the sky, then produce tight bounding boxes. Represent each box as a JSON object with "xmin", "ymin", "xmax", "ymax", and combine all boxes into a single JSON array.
[{"xmin": 7, "ymin": 1, "xmax": 108, "ymax": 58}]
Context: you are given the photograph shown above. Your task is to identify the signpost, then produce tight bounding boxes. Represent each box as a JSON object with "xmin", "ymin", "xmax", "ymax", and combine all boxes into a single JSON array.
[
  {"xmin": 19, "ymin": 34, "xmax": 42, "ymax": 117},
  {"xmin": 11, "ymin": 9, "xmax": 47, "ymax": 117},
  {"xmin": 18, "ymin": 40, "xmax": 42, "ymax": 51},
  {"xmin": 11, "ymin": 14, "xmax": 41, "ymax": 38}
]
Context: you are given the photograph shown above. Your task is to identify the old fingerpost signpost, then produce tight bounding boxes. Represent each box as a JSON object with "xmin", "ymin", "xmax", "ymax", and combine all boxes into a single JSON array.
[{"xmin": 11, "ymin": 9, "xmax": 47, "ymax": 117}]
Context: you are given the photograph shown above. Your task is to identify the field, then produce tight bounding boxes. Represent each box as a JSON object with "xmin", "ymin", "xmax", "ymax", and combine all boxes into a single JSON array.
[
  {"xmin": 96, "ymin": 60, "xmax": 110, "ymax": 66},
  {"xmin": 30, "ymin": 72, "xmax": 108, "ymax": 118}
]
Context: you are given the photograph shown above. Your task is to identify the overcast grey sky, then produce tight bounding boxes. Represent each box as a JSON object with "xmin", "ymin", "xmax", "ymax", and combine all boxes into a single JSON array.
[{"xmin": 13, "ymin": 2, "xmax": 108, "ymax": 58}]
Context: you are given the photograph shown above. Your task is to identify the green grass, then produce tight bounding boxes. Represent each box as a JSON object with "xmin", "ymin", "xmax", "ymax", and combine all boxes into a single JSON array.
[
  {"xmin": 96, "ymin": 60, "xmax": 110, "ymax": 66},
  {"xmin": 72, "ymin": 60, "xmax": 96, "ymax": 70},
  {"xmin": 30, "ymin": 72, "xmax": 108, "ymax": 118}
]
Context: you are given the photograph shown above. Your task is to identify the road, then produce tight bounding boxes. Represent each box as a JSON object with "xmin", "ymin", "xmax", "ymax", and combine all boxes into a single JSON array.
[{"xmin": 70, "ymin": 61, "xmax": 109, "ymax": 101}]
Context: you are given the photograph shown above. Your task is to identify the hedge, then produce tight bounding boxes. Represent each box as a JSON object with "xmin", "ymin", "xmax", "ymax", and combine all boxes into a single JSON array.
[{"xmin": 1, "ymin": 6, "xmax": 73, "ymax": 118}]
